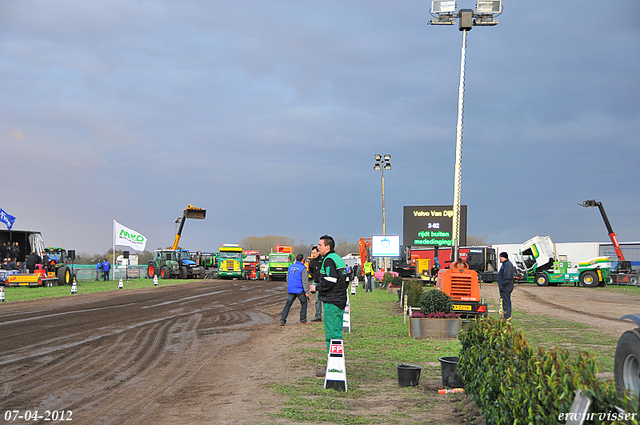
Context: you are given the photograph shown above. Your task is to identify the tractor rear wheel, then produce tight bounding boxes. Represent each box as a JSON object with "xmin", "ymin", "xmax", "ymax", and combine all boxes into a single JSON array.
[
  {"xmin": 535, "ymin": 274, "xmax": 549, "ymax": 287},
  {"xmin": 161, "ymin": 266, "xmax": 171, "ymax": 279},
  {"xmin": 580, "ymin": 271, "xmax": 599, "ymax": 287},
  {"xmin": 57, "ymin": 266, "xmax": 71, "ymax": 286},
  {"xmin": 614, "ymin": 328, "xmax": 640, "ymax": 398}
]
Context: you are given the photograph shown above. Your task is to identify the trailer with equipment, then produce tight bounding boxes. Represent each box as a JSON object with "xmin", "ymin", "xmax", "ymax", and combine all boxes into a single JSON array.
[{"xmin": 4, "ymin": 246, "xmax": 75, "ymax": 287}]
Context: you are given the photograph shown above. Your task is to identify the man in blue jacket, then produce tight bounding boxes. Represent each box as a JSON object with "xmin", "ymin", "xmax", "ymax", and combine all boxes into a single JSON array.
[
  {"xmin": 280, "ymin": 253, "xmax": 310, "ymax": 326},
  {"xmin": 102, "ymin": 259, "xmax": 111, "ymax": 281}
]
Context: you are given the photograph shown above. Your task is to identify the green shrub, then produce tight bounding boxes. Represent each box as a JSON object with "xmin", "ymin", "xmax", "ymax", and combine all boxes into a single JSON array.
[
  {"xmin": 419, "ymin": 289, "xmax": 452, "ymax": 314},
  {"xmin": 404, "ymin": 280, "xmax": 424, "ymax": 308},
  {"xmin": 458, "ymin": 317, "xmax": 639, "ymax": 425},
  {"xmin": 381, "ymin": 272, "xmax": 394, "ymax": 287},
  {"xmin": 391, "ymin": 275, "xmax": 403, "ymax": 287}
]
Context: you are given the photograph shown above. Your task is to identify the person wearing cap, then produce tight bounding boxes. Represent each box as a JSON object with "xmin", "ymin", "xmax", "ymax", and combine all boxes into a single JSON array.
[{"xmin": 497, "ymin": 252, "xmax": 515, "ymax": 320}]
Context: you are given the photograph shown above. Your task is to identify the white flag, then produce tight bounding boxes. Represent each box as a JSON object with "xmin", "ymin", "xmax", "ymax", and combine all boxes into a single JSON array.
[{"xmin": 114, "ymin": 221, "xmax": 147, "ymax": 251}]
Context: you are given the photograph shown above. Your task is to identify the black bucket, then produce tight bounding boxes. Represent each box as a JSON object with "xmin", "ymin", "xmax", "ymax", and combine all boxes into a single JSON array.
[
  {"xmin": 397, "ymin": 364, "xmax": 422, "ymax": 387},
  {"xmin": 439, "ymin": 356, "xmax": 464, "ymax": 388}
]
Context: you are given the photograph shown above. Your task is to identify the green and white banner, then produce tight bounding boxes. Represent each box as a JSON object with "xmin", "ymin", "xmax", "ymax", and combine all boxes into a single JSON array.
[{"xmin": 114, "ymin": 220, "xmax": 147, "ymax": 251}]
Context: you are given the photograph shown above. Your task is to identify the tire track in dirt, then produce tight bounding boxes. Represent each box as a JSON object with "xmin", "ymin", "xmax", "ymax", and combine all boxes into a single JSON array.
[
  {"xmin": 0, "ymin": 279, "xmax": 286, "ymax": 423},
  {"xmin": 76, "ymin": 314, "xmax": 202, "ymax": 424},
  {"xmin": 517, "ymin": 286, "xmax": 621, "ymax": 322}
]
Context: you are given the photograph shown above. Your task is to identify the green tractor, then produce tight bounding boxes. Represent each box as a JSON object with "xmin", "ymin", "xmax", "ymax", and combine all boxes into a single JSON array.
[
  {"xmin": 147, "ymin": 249, "xmax": 203, "ymax": 279},
  {"xmin": 43, "ymin": 247, "xmax": 75, "ymax": 285}
]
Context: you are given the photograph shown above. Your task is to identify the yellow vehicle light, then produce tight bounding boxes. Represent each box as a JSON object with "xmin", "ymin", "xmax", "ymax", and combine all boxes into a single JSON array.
[{"xmin": 452, "ymin": 304, "xmax": 472, "ymax": 311}]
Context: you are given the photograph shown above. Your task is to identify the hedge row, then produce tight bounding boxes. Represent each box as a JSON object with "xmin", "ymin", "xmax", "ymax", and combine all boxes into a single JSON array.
[{"xmin": 458, "ymin": 317, "xmax": 639, "ymax": 424}]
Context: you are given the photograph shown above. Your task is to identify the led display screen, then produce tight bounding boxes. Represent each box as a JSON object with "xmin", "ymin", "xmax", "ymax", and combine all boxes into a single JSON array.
[{"xmin": 403, "ymin": 205, "xmax": 467, "ymax": 247}]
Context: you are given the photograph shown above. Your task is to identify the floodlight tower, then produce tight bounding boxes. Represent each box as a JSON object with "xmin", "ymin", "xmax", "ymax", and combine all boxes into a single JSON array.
[
  {"xmin": 429, "ymin": 1, "xmax": 501, "ymax": 261},
  {"xmin": 374, "ymin": 154, "xmax": 391, "ymax": 271}
]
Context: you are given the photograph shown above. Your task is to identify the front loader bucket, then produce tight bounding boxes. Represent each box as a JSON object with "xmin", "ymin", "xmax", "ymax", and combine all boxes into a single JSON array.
[{"xmin": 184, "ymin": 205, "xmax": 206, "ymax": 219}]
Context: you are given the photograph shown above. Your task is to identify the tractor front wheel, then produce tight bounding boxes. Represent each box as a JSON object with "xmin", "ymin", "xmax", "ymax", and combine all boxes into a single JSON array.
[{"xmin": 147, "ymin": 264, "xmax": 156, "ymax": 278}]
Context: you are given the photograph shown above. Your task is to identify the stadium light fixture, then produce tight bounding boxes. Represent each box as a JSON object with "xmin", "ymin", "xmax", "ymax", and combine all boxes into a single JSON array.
[{"xmin": 428, "ymin": 1, "xmax": 501, "ymax": 261}]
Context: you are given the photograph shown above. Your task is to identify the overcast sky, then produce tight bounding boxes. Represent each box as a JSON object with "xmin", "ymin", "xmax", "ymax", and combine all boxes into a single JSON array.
[{"xmin": 1, "ymin": 0, "xmax": 639, "ymax": 255}]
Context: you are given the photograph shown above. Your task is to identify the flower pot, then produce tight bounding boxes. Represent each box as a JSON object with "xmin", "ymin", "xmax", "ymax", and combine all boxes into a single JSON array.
[
  {"xmin": 439, "ymin": 356, "xmax": 464, "ymax": 388},
  {"xmin": 397, "ymin": 364, "xmax": 422, "ymax": 387},
  {"xmin": 409, "ymin": 317, "xmax": 461, "ymax": 339}
]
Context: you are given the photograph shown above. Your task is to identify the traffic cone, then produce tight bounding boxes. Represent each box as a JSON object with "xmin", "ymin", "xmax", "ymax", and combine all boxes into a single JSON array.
[
  {"xmin": 70, "ymin": 278, "xmax": 78, "ymax": 295},
  {"xmin": 324, "ymin": 339, "xmax": 347, "ymax": 391},
  {"xmin": 153, "ymin": 275, "xmax": 158, "ymax": 286},
  {"xmin": 0, "ymin": 286, "xmax": 5, "ymax": 302},
  {"xmin": 118, "ymin": 279, "xmax": 124, "ymax": 289}
]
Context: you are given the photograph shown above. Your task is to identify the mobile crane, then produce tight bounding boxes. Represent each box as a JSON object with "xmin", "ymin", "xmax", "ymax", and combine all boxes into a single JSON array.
[{"xmin": 580, "ymin": 200, "xmax": 639, "ymax": 286}]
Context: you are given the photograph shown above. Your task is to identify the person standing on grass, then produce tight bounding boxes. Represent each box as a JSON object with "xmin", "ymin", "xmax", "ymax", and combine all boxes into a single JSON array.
[
  {"xmin": 102, "ymin": 259, "xmax": 110, "ymax": 281},
  {"xmin": 96, "ymin": 260, "xmax": 103, "ymax": 281},
  {"xmin": 308, "ymin": 246, "xmax": 323, "ymax": 322},
  {"xmin": 309, "ymin": 235, "xmax": 348, "ymax": 354},
  {"xmin": 497, "ymin": 252, "xmax": 515, "ymax": 320},
  {"xmin": 363, "ymin": 260, "xmax": 374, "ymax": 292},
  {"xmin": 280, "ymin": 253, "xmax": 310, "ymax": 326}
]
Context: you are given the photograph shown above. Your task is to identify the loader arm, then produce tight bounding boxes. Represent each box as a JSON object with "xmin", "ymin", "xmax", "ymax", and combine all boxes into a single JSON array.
[
  {"xmin": 580, "ymin": 200, "xmax": 625, "ymax": 261},
  {"xmin": 170, "ymin": 205, "xmax": 207, "ymax": 251}
]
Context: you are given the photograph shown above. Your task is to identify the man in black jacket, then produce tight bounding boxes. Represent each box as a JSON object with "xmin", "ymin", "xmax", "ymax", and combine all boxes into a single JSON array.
[
  {"xmin": 308, "ymin": 246, "xmax": 323, "ymax": 322},
  {"xmin": 309, "ymin": 235, "xmax": 348, "ymax": 354},
  {"xmin": 497, "ymin": 252, "xmax": 515, "ymax": 320},
  {"xmin": 25, "ymin": 251, "xmax": 41, "ymax": 274}
]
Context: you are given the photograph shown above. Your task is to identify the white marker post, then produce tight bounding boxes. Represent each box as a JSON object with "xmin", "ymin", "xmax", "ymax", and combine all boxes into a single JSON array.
[{"xmin": 324, "ymin": 339, "xmax": 347, "ymax": 391}]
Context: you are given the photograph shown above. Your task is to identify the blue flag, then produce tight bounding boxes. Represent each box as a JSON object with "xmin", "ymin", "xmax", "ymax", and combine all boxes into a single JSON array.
[{"xmin": 0, "ymin": 208, "xmax": 16, "ymax": 230}]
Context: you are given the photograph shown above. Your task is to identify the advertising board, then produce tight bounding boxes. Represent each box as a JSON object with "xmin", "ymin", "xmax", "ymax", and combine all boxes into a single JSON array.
[
  {"xmin": 403, "ymin": 205, "xmax": 467, "ymax": 247},
  {"xmin": 371, "ymin": 235, "xmax": 400, "ymax": 257}
]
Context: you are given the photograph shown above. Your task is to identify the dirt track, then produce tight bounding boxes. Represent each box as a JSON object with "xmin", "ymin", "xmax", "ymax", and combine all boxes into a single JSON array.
[
  {"xmin": 480, "ymin": 283, "xmax": 640, "ymax": 337},
  {"xmin": 0, "ymin": 280, "xmax": 290, "ymax": 424},
  {"xmin": 1, "ymin": 280, "xmax": 639, "ymax": 424}
]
